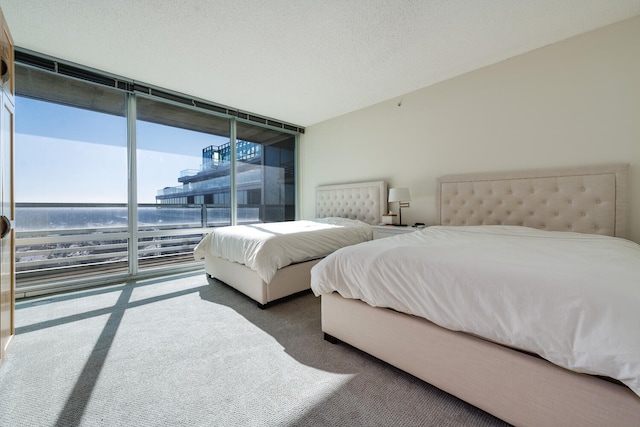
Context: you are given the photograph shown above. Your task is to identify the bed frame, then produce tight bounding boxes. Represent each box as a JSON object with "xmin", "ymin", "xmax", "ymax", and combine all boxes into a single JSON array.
[
  {"xmin": 205, "ymin": 180, "xmax": 387, "ymax": 307},
  {"xmin": 321, "ymin": 164, "xmax": 640, "ymax": 426}
]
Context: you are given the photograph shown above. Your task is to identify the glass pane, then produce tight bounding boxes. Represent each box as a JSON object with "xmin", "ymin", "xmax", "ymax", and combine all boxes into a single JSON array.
[
  {"xmin": 136, "ymin": 96, "xmax": 230, "ymax": 271},
  {"xmin": 235, "ymin": 122, "xmax": 296, "ymax": 224},
  {"xmin": 14, "ymin": 92, "xmax": 128, "ymax": 288}
]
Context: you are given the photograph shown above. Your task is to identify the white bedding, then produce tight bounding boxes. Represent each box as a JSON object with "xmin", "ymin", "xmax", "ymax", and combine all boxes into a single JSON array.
[
  {"xmin": 194, "ymin": 217, "xmax": 372, "ymax": 284},
  {"xmin": 310, "ymin": 225, "xmax": 640, "ymax": 397}
]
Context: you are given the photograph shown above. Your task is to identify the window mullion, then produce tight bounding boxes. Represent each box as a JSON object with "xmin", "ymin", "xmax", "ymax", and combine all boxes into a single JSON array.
[
  {"xmin": 230, "ymin": 118, "xmax": 237, "ymax": 226},
  {"xmin": 127, "ymin": 93, "xmax": 138, "ymax": 274}
]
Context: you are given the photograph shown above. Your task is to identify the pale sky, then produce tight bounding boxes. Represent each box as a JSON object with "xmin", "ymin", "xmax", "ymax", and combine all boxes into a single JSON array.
[
  {"xmin": 15, "ymin": 134, "xmax": 203, "ymax": 203},
  {"xmin": 16, "ymin": 97, "xmax": 227, "ymax": 204}
]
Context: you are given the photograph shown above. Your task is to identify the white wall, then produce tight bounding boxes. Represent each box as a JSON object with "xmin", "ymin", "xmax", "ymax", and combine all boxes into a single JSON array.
[{"xmin": 300, "ymin": 15, "xmax": 640, "ymax": 243}]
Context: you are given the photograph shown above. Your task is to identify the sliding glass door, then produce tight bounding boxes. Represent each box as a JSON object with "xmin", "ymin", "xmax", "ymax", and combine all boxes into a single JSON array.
[
  {"xmin": 14, "ymin": 70, "xmax": 128, "ymax": 291},
  {"xmin": 135, "ymin": 96, "xmax": 232, "ymax": 272}
]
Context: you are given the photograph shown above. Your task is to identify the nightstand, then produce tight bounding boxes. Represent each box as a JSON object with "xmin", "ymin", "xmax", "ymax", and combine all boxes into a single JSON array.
[{"xmin": 372, "ymin": 225, "xmax": 416, "ymax": 240}]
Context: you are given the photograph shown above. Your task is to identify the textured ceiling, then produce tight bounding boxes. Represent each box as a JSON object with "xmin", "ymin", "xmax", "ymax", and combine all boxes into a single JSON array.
[{"xmin": 1, "ymin": 0, "xmax": 639, "ymax": 127}]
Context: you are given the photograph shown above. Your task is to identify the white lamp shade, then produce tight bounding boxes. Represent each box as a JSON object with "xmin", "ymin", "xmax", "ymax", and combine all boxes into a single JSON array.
[{"xmin": 388, "ymin": 187, "xmax": 411, "ymax": 202}]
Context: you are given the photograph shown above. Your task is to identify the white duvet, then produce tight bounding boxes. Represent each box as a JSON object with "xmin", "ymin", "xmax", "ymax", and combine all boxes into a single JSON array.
[
  {"xmin": 193, "ymin": 217, "xmax": 372, "ymax": 284},
  {"xmin": 310, "ymin": 225, "xmax": 640, "ymax": 397}
]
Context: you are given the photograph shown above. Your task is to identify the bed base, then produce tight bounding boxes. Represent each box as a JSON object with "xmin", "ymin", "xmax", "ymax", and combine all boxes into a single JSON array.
[
  {"xmin": 205, "ymin": 256, "xmax": 321, "ymax": 308},
  {"xmin": 321, "ymin": 292, "xmax": 640, "ymax": 427}
]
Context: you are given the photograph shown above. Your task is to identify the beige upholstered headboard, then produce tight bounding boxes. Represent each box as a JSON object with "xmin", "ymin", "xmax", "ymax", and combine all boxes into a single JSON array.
[
  {"xmin": 316, "ymin": 180, "xmax": 387, "ymax": 225},
  {"xmin": 436, "ymin": 164, "xmax": 629, "ymax": 238}
]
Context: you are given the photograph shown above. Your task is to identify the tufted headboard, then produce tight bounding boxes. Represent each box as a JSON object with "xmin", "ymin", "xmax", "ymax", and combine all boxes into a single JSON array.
[
  {"xmin": 436, "ymin": 164, "xmax": 629, "ymax": 238},
  {"xmin": 316, "ymin": 180, "xmax": 387, "ymax": 225}
]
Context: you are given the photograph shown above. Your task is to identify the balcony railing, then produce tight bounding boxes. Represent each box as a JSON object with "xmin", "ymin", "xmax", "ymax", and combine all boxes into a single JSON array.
[
  {"xmin": 14, "ymin": 203, "xmax": 235, "ymax": 292},
  {"xmin": 14, "ymin": 202, "xmax": 285, "ymax": 294}
]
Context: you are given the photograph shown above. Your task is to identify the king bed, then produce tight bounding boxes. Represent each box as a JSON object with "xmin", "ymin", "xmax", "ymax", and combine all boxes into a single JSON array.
[
  {"xmin": 194, "ymin": 180, "xmax": 387, "ymax": 307},
  {"xmin": 311, "ymin": 164, "xmax": 640, "ymax": 426}
]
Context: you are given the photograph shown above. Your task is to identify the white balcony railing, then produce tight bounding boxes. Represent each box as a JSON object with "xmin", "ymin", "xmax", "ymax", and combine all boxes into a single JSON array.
[
  {"xmin": 14, "ymin": 203, "xmax": 227, "ymax": 290},
  {"xmin": 14, "ymin": 202, "xmax": 282, "ymax": 294}
]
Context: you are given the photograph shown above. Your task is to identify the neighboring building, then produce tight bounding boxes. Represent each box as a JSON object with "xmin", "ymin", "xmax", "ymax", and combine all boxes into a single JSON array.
[{"xmin": 156, "ymin": 140, "xmax": 295, "ymax": 224}]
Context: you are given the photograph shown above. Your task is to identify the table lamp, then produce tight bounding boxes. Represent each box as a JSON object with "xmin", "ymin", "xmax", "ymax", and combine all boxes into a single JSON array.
[{"xmin": 388, "ymin": 187, "xmax": 411, "ymax": 226}]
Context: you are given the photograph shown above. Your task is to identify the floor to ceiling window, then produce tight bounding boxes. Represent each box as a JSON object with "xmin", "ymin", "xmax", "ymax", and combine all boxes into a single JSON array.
[
  {"xmin": 14, "ymin": 65, "xmax": 128, "ymax": 293},
  {"xmin": 135, "ymin": 96, "xmax": 231, "ymax": 272},
  {"xmin": 12, "ymin": 51, "xmax": 301, "ymax": 296}
]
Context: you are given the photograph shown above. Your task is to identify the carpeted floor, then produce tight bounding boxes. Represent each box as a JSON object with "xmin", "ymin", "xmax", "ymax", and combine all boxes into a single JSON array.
[{"xmin": 0, "ymin": 272, "xmax": 510, "ymax": 426}]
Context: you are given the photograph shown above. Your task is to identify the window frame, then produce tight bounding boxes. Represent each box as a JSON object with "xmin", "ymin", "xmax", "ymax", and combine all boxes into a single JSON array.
[{"xmin": 14, "ymin": 49, "xmax": 302, "ymax": 296}]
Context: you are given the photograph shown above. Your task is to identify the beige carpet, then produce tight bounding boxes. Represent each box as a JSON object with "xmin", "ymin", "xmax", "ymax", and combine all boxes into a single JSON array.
[{"xmin": 0, "ymin": 272, "xmax": 509, "ymax": 426}]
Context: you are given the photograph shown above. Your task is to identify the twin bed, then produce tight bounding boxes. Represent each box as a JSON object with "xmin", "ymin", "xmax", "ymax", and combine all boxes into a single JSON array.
[
  {"xmin": 312, "ymin": 163, "xmax": 640, "ymax": 427},
  {"xmin": 194, "ymin": 180, "xmax": 387, "ymax": 307}
]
